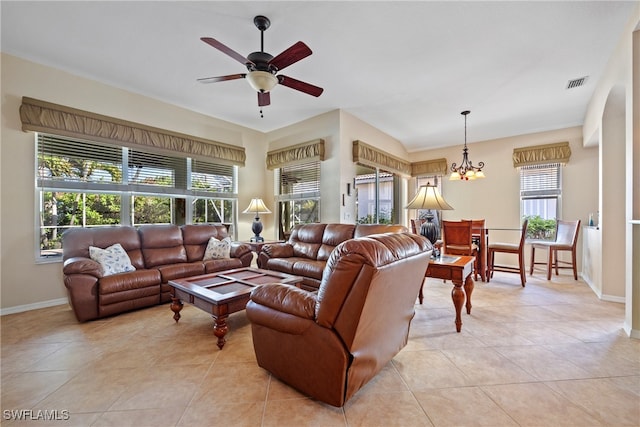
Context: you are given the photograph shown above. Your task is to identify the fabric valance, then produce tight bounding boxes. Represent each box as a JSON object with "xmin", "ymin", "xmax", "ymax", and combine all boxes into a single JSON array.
[
  {"xmin": 266, "ymin": 139, "xmax": 325, "ymax": 170},
  {"xmin": 512, "ymin": 141, "xmax": 571, "ymax": 168},
  {"xmin": 352, "ymin": 140, "xmax": 412, "ymax": 177},
  {"xmin": 410, "ymin": 158, "xmax": 448, "ymax": 177},
  {"xmin": 19, "ymin": 97, "xmax": 246, "ymax": 166}
]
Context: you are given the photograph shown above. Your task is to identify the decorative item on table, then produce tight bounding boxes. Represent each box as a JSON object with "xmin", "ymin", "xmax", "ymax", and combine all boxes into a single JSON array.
[
  {"xmin": 405, "ymin": 183, "xmax": 454, "ymax": 257},
  {"xmin": 243, "ymin": 198, "xmax": 271, "ymax": 242},
  {"xmin": 450, "ymin": 110, "xmax": 486, "ymax": 181}
]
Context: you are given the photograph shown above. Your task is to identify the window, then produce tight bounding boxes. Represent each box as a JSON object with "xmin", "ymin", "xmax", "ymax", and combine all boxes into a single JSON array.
[
  {"xmin": 520, "ymin": 163, "xmax": 561, "ymax": 240},
  {"xmin": 276, "ymin": 161, "xmax": 321, "ymax": 239},
  {"xmin": 355, "ymin": 166, "xmax": 399, "ymax": 224},
  {"xmin": 36, "ymin": 133, "xmax": 237, "ymax": 260}
]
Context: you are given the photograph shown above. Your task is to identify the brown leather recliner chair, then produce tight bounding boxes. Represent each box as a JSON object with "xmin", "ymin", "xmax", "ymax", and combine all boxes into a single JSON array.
[{"xmin": 246, "ymin": 232, "xmax": 433, "ymax": 407}]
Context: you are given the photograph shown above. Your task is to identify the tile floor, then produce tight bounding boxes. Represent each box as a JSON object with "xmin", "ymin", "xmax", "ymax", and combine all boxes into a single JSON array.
[{"xmin": 1, "ymin": 272, "xmax": 639, "ymax": 426}]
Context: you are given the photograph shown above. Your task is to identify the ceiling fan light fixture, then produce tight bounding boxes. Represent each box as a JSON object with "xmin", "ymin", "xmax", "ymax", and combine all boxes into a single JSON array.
[{"xmin": 246, "ymin": 71, "xmax": 278, "ymax": 92}]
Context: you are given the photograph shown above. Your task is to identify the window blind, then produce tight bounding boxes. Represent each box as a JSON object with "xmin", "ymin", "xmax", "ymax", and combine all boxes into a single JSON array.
[
  {"xmin": 128, "ymin": 149, "xmax": 179, "ymax": 188},
  {"xmin": 278, "ymin": 161, "xmax": 320, "ymax": 199},
  {"xmin": 191, "ymin": 159, "xmax": 234, "ymax": 194},
  {"xmin": 37, "ymin": 133, "xmax": 238, "ymax": 196},
  {"xmin": 520, "ymin": 163, "xmax": 561, "ymax": 198},
  {"xmin": 38, "ymin": 133, "xmax": 123, "ymax": 185}
]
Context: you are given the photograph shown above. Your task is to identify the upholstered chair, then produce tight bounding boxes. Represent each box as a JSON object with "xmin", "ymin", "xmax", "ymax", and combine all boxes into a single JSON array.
[
  {"xmin": 530, "ymin": 219, "xmax": 581, "ymax": 280},
  {"xmin": 245, "ymin": 232, "xmax": 432, "ymax": 407}
]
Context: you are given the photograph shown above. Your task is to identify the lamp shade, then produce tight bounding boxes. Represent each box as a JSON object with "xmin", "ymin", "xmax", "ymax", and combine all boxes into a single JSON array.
[
  {"xmin": 405, "ymin": 184, "xmax": 454, "ymax": 211},
  {"xmin": 246, "ymin": 71, "xmax": 278, "ymax": 92},
  {"xmin": 243, "ymin": 198, "xmax": 272, "ymax": 215}
]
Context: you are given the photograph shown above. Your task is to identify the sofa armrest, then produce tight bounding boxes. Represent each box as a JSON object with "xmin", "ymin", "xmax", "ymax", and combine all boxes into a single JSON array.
[
  {"xmin": 229, "ymin": 242, "xmax": 252, "ymax": 258},
  {"xmin": 262, "ymin": 242, "xmax": 295, "ymax": 258},
  {"xmin": 63, "ymin": 257, "xmax": 103, "ymax": 278},
  {"xmin": 247, "ymin": 284, "xmax": 317, "ymax": 335},
  {"xmin": 250, "ymin": 284, "xmax": 316, "ymax": 319}
]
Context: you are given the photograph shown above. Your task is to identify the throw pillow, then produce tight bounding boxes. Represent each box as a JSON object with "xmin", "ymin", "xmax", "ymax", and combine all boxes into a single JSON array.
[
  {"xmin": 89, "ymin": 243, "xmax": 136, "ymax": 276},
  {"xmin": 203, "ymin": 237, "xmax": 231, "ymax": 260}
]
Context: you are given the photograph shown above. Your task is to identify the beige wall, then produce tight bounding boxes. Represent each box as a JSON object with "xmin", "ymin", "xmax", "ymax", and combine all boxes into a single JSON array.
[{"xmin": 581, "ymin": 4, "xmax": 640, "ymax": 336}]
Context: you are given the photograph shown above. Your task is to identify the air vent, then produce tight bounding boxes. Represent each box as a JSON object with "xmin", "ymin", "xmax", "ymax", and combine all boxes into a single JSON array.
[{"xmin": 566, "ymin": 76, "xmax": 588, "ymax": 89}]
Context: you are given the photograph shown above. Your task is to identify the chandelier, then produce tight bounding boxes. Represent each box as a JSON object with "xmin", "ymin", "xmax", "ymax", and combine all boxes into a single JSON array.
[{"xmin": 450, "ymin": 110, "xmax": 485, "ymax": 180}]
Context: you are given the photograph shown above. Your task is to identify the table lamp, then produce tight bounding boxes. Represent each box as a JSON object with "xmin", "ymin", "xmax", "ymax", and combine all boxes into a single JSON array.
[
  {"xmin": 405, "ymin": 183, "xmax": 454, "ymax": 247},
  {"xmin": 243, "ymin": 198, "xmax": 271, "ymax": 242}
]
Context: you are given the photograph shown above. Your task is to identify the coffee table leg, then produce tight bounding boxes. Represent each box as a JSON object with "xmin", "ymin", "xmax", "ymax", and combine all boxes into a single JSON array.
[
  {"xmin": 212, "ymin": 315, "xmax": 229, "ymax": 350},
  {"xmin": 170, "ymin": 297, "xmax": 183, "ymax": 322},
  {"xmin": 451, "ymin": 280, "xmax": 464, "ymax": 333}
]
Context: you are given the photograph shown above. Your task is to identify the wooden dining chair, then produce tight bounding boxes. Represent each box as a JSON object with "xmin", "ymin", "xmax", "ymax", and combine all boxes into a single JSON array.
[
  {"xmin": 442, "ymin": 220, "xmax": 479, "ymax": 279},
  {"xmin": 464, "ymin": 219, "xmax": 487, "ymax": 282},
  {"xmin": 410, "ymin": 218, "xmax": 425, "ymax": 234},
  {"xmin": 487, "ymin": 220, "xmax": 528, "ymax": 286},
  {"xmin": 529, "ymin": 219, "xmax": 581, "ymax": 280}
]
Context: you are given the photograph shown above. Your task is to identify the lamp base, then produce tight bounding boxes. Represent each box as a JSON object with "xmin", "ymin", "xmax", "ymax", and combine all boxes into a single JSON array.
[
  {"xmin": 251, "ymin": 216, "xmax": 264, "ymax": 242},
  {"xmin": 419, "ymin": 213, "xmax": 441, "ymax": 258}
]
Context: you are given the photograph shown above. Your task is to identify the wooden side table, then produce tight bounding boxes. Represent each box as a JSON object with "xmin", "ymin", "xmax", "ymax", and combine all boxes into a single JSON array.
[
  {"xmin": 243, "ymin": 240, "xmax": 285, "ymax": 254},
  {"xmin": 419, "ymin": 255, "xmax": 475, "ymax": 333}
]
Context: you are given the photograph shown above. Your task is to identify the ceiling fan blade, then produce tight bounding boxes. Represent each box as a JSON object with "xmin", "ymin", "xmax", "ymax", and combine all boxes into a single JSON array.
[
  {"xmin": 200, "ymin": 37, "xmax": 254, "ymax": 66},
  {"xmin": 258, "ymin": 91, "xmax": 271, "ymax": 107},
  {"xmin": 268, "ymin": 41, "xmax": 312, "ymax": 71},
  {"xmin": 277, "ymin": 75, "xmax": 324, "ymax": 97},
  {"xmin": 197, "ymin": 73, "xmax": 246, "ymax": 84}
]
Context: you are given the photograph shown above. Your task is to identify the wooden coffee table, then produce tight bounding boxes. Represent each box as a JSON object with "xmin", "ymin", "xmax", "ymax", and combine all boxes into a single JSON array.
[{"xmin": 169, "ymin": 267, "xmax": 303, "ymax": 349}]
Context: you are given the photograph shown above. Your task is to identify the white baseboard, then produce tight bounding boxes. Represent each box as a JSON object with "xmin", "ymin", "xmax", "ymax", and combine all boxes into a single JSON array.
[
  {"xmin": 624, "ymin": 323, "xmax": 640, "ymax": 339},
  {"xmin": 0, "ymin": 298, "xmax": 69, "ymax": 316},
  {"xmin": 600, "ymin": 294, "xmax": 626, "ymax": 304}
]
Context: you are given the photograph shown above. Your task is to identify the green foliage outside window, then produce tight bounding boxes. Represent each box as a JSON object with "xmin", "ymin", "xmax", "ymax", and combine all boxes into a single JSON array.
[
  {"xmin": 357, "ymin": 215, "xmax": 392, "ymax": 224},
  {"xmin": 132, "ymin": 196, "xmax": 171, "ymax": 225},
  {"xmin": 524, "ymin": 215, "xmax": 556, "ymax": 240}
]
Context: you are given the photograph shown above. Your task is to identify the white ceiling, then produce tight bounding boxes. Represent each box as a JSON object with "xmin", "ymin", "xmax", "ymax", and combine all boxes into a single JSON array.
[{"xmin": 1, "ymin": 1, "xmax": 636, "ymax": 152}]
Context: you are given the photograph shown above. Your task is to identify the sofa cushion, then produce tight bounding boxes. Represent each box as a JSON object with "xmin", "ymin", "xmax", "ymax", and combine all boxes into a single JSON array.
[
  {"xmin": 99, "ymin": 269, "xmax": 162, "ymax": 295},
  {"xmin": 323, "ymin": 224, "xmax": 357, "ymax": 245},
  {"xmin": 157, "ymin": 262, "xmax": 205, "ymax": 283},
  {"xmin": 292, "ymin": 260, "xmax": 325, "ymax": 280},
  {"xmin": 139, "ymin": 225, "xmax": 187, "ymax": 268},
  {"xmin": 203, "ymin": 237, "xmax": 232, "ymax": 260},
  {"xmin": 263, "ymin": 257, "xmax": 305, "ymax": 275},
  {"xmin": 63, "ymin": 226, "xmax": 144, "ymax": 269},
  {"xmin": 182, "ymin": 224, "xmax": 230, "ymax": 261},
  {"xmin": 204, "ymin": 258, "xmax": 244, "ymax": 273},
  {"xmin": 290, "ymin": 224, "xmax": 327, "ymax": 259},
  {"xmin": 89, "ymin": 243, "xmax": 136, "ymax": 277},
  {"xmin": 354, "ymin": 224, "xmax": 408, "ymax": 238}
]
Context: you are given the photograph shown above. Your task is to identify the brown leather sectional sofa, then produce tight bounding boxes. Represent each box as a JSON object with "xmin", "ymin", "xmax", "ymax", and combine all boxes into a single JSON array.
[
  {"xmin": 62, "ymin": 224, "xmax": 252, "ymax": 321},
  {"xmin": 257, "ymin": 223, "xmax": 408, "ymax": 291},
  {"xmin": 247, "ymin": 232, "xmax": 433, "ymax": 406}
]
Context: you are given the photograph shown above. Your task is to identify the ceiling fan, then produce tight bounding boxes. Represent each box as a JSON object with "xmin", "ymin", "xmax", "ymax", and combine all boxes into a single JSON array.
[{"xmin": 198, "ymin": 15, "xmax": 323, "ymax": 115}]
